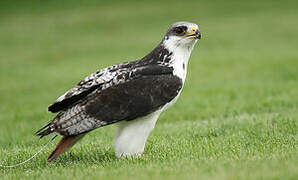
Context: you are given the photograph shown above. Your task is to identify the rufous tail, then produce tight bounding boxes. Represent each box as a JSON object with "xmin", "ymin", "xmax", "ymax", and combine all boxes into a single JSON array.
[{"xmin": 47, "ymin": 134, "xmax": 85, "ymax": 164}]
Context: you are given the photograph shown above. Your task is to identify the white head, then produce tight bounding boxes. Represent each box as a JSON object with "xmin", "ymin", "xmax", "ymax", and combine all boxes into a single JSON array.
[{"xmin": 162, "ymin": 21, "xmax": 201, "ymax": 51}]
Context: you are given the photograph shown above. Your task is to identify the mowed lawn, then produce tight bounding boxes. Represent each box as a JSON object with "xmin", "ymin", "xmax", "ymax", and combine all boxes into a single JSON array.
[{"xmin": 0, "ymin": 0, "xmax": 297, "ymax": 179}]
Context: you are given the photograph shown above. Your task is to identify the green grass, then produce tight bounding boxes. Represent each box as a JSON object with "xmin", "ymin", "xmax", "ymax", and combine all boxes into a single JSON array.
[{"xmin": 0, "ymin": 0, "xmax": 297, "ymax": 179}]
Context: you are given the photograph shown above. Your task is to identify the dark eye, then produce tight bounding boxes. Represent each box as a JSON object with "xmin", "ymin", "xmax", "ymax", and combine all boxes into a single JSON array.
[{"xmin": 173, "ymin": 26, "xmax": 185, "ymax": 35}]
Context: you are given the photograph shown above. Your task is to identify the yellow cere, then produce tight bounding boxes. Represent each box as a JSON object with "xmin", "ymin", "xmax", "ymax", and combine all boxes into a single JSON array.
[
  {"xmin": 182, "ymin": 26, "xmax": 198, "ymax": 38},
  {"xmin": 191, "ymin": 27, "xmax": 197, "ymax": 32}
]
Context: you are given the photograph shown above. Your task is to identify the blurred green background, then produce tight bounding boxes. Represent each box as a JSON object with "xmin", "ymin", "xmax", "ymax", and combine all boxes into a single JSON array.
[{"xmin": 0, "ymin": 0, "xmax": 297, "ymax": 179}]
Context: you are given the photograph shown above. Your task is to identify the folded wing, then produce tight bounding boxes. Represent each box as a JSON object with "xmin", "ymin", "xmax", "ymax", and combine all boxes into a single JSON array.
[{"xmin": 38, "ymin": 63, "xmax": 182, "ymax": 137}]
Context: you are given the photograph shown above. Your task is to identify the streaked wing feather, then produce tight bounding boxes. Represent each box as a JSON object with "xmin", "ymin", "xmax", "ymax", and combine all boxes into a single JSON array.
[
  {"xmin": 51, "ymin": 65, "xmax": 181, "ymax": 136},
  {"xmin": 48, "ymin": 61, "xmax": 135, "ymax": 113}
]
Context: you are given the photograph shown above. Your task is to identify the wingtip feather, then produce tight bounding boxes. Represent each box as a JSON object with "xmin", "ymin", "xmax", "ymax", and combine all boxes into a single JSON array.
[{"xmin": 35, "ymin": 123, "xmax": 54, "ymax": 138}]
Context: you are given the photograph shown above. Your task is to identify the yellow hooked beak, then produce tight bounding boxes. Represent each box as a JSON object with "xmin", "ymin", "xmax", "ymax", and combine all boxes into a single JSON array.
[{"xmin": 182, "ymin": 27, "xmax": 201, "ymax": 39}]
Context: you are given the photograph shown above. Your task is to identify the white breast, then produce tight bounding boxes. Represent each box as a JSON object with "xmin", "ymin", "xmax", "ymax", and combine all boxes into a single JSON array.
[
  {"xmin": 170, "ymin": 48, "xmax": 190, "ymax": 82},
  {"xmin": 163, "ymin": 37, "xmax": 195, "ymax": 83}
]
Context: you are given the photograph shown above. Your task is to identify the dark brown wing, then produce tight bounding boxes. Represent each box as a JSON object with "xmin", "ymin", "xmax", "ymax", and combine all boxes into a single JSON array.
[
  {"xmin": 48, "ymin": 61, "xmax": 173, "ymax": 113},
  {"xmin": 85, "ymin": 74, "xmax": 182, "ymax": 122},
  {"xmin": 37, "ymin": 64, "xmax": 181, "ymax": 137},
  {"xmin": 52, "ymin": 74, "xmax": 182, "ymax": 136}
]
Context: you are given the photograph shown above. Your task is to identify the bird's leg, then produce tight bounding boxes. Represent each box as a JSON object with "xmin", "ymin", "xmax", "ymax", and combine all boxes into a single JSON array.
[{"xmin": 114, "ymin": 110, "xmax": 161, "ymax": 157}]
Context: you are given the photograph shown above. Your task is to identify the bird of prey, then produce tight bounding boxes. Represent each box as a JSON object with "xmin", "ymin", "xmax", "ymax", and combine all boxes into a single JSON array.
[{"xmin": 36, "ymin": 21, "xmax": 201, "ymax": 163}]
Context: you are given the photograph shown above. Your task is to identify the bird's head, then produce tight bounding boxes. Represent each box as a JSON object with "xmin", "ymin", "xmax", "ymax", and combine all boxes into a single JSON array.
[{"xmin": 163, "ymin": 22, "xmax": 201, "ymax": 50}]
